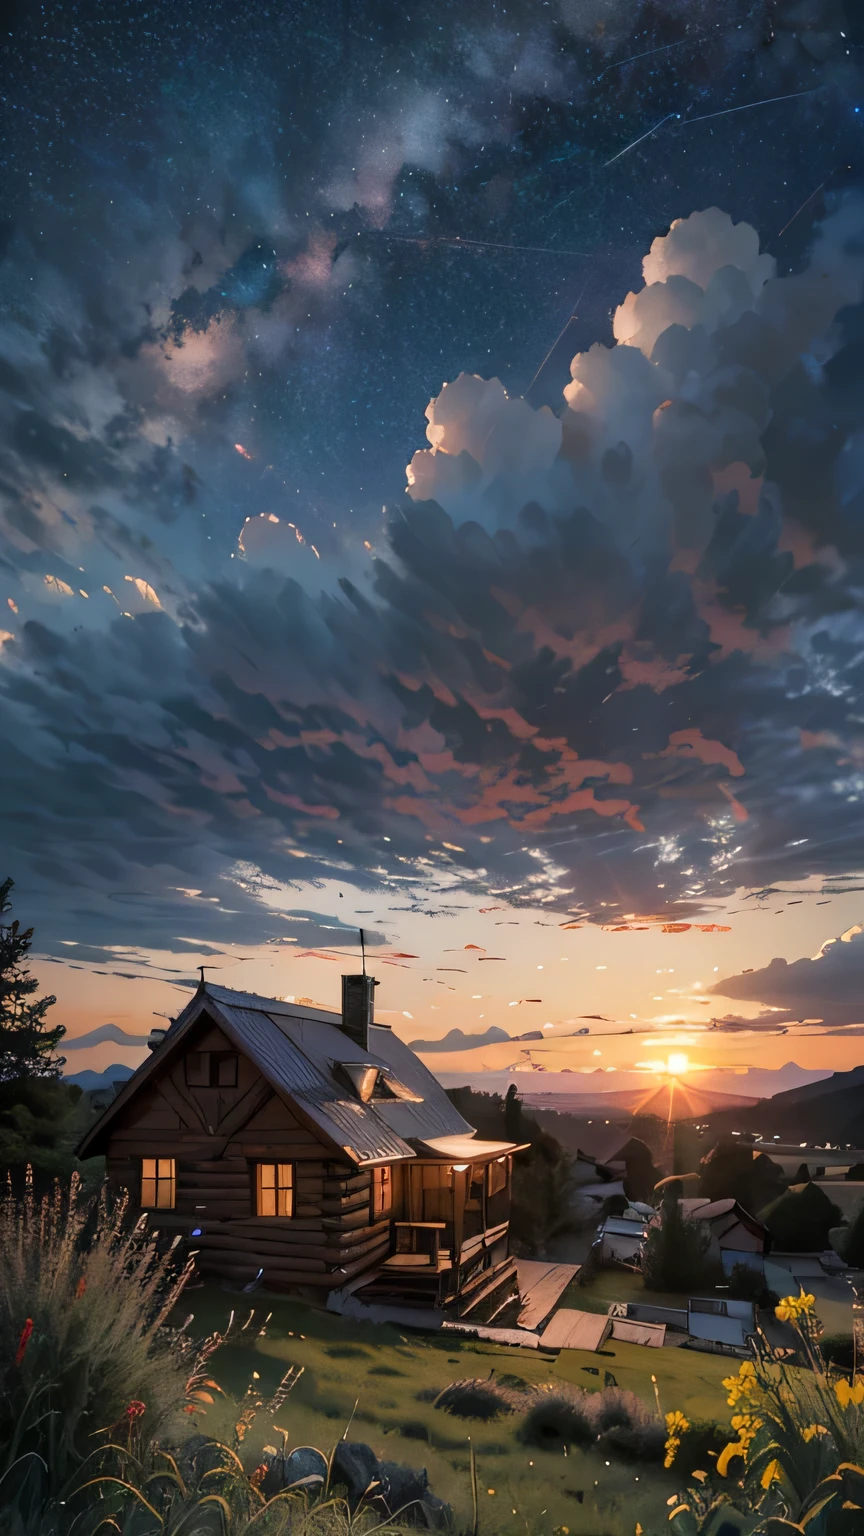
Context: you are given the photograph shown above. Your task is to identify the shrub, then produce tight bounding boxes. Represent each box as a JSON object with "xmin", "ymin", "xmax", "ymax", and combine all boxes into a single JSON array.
[
  {"xmin": 432, "ymin": 1376, "xmax": 514, "ymax": 1420},
  {"xmin": 518, "ymin": 1384, "xmax": 596, "ymax": 1448},
  {"xmin": 760, "ymin": 1181, "xmax": 844, "ymax": 1252}
]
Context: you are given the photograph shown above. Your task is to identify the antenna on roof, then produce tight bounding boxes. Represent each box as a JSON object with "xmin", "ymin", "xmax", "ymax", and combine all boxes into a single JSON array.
[
  {"xmin": 198, "ymin": 965, "xmax": 218, "ymax": 988},
  {"xmin": 359, "ymin": 929, "xmax": 366, "ymax": 977}
]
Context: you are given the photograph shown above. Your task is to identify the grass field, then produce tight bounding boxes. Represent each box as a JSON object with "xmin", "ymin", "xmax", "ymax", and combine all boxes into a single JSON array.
[{"xmin": 186, "ymin": 1284, "xmax": 735, "ymax": 1536}]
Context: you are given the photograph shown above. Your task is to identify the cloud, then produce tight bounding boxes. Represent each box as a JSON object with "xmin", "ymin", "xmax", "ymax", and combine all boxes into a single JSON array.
[
  {"xmin": 6, "ymin": 190, "xmax": 864, "ymax": 953},
  {"xmin": 711, "ymin": 926, "xmax": 864, "ymax": 1027}
]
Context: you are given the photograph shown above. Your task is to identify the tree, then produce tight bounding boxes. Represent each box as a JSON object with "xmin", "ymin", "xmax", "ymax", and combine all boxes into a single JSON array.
[
  {"xmin": 504, "ymin": 1083, "xmax": 523, "ymax": 1142},
  {"xmin": 642, "ymin": 1184, "xmax": 718, "ymax": 1294},
  {"xmin": 0, "ymin": 878, "xmax": 64, "ymax": 1081},
  {"xmin": 699, "ymin": 1138, "xmax": 786, "ymax": 1213}
]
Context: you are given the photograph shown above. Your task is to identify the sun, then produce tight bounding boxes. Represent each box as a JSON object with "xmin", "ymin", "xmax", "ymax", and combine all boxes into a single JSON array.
[{"xmin": 666, "ymin": 1052, "xmax": 690, "ymax": 1077}]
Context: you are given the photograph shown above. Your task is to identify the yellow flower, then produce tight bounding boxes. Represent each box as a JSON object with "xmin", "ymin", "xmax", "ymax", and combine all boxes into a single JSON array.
[
  {"xmin": 663, "ymin": 1410, "xmax": 690, "ymax": 1469},
  {"xmin": 717, "ymin": 1440, "xmax": 747, "ymax": 1477},
  {"xmin": 835, "ymin": 1377, "xmax": 864, "ymax": 1409},
  {"xmin": 723, "ymin": 1360, "xmax": 757, "ymax": 1406},
  {"xmin": 801, "ymin": 1423, "xmax": 829, "ymax": 1442},
  {"xmin": 775, "ymin": 1292, "xmax": 816, "ymax": 1323},
  {"xmin": 760, "ymin": 1458, "xmax": 782, "ymax": 1489}
]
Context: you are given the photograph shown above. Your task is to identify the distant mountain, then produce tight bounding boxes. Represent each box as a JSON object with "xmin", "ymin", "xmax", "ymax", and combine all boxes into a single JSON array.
[
  {"xmin": 410, "ymin": 1026, "xmax": 545, "ymax": 1052},
  {"xmin": 410, "ymin": 1026, "xmax": 511, "ymax": 1052},
  {"xmin": 65, "ymin": 1063, "xmax": 136, "ymax": 1091},
  {"xmin": 523, "ymin": 1083, "xmax": 759, "ymax": 1121},
  {"xmin": 63, "ymin": 1024, "xmax": 150, "ymax": 1050}
]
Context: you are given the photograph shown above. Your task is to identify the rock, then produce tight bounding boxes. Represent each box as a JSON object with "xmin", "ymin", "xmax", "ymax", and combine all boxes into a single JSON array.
[
  {"xmin": 330, "ymin": 1440, "xmax": 381, "ymax": 1506},
  {"xmin": 262, "ymin": 1444, "xmax": 328, "ymax": 1498}
]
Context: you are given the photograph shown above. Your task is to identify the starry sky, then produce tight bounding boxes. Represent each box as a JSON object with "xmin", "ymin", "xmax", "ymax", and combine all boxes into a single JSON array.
[{"xmin": 3, "ymin": 0, "xmax": 864, "ymax": 1091}]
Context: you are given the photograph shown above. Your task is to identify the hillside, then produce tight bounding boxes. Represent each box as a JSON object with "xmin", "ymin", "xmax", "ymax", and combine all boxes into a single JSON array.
[{"xmin": 691, "ymin": 1065, "xmax": 864, "ymax": 1144}]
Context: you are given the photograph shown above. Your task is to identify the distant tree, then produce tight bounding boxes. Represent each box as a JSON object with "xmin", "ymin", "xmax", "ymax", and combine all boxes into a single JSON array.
[
  {"xmin": 0, "ymin": 878, "xmax": 64, "ymax": 1081},
  {"xmin": 760, "ymin": 1181, "xmax": 844, "ymax": 1253},
  {"xmin": 617, "ymin": 1137, "xmax": 659, "ymax": 1205},
  {"xmin": 699, "ymin": 1139, "xmax": 786, "ymax": 1214},
  {"xmin": 642, "ymin": 1185, "xmax": 717, "ymax": 1294},
  {"xmin": 504, "ymin": 1083, "xmax": 523, "ymax": 1142}
]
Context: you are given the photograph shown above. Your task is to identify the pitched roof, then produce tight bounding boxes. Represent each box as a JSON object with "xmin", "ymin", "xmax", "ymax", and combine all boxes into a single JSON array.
[{"xmin": 78, "ymin": 981, "xmax": 484, "ymax": 1165}]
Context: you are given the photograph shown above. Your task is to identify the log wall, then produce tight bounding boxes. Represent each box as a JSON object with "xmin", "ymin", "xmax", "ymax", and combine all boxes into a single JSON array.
[{"xmin": 104, "ymin": 1016, "xmax": 392, "ymax": 1290}]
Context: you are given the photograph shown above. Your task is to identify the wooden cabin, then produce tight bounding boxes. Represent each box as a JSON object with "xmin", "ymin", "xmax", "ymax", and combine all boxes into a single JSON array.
[{"xmin": 77, "ymin": 977, "xmax": 527, "ymax": 1319}]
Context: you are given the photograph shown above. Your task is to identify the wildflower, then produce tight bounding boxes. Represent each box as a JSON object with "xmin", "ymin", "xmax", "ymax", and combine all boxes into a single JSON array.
[
  {"xmin": 722, "ymin": 1360, "xmax": 756, "ymax": 1407},
  {"xmin": 664, "ymin": 1410, "xmax": 690, "ymax": 1468},
  {"xmin": 250, "ymin": 1464, "xmax": 268, "ymax": 1489},
  {"xmin": 125, "ymin": 1401, "xmax": 146, "ymax": 1421},
  {"xmin": 835, "ymin": 1377, "xmax": 864, "ymax": 1409},
  {"xmin": 775, "ymin": 1292, "xmax": 816, "ymax": 1323},
  {"xmin": 801, "ymin": 1423, "xmax": 829, "ymax": 1441},
  {"xmin": 15, "ymin": 1318, "xmax": 33, "ymax": 1367},
  {"xmin": 75, "ymin": 1275, "xmax": 86, "ymax": 1300},
  {"xmin": 761, "ymin": 1459, "xmax": 782, "ymax": 1489}
]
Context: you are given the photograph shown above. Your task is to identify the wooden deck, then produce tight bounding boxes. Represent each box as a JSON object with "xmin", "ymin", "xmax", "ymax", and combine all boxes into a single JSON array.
[
  {"xmin": 539, "ymin": 1307, "xmax": 612, "ymax": 1351},
  {"xmin": 515, "ymin": 1259, "xmax": 580, "ymax": 1331}
]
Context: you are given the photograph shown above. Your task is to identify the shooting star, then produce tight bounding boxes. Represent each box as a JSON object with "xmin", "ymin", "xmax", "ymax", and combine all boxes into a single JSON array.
[
  {"xmin": 603, "ymin": 113, "xmax": 680, "ymax": 167},
  {"xmin": 679, "ymin": 87, "xmax": 821, "ymax": 129}
]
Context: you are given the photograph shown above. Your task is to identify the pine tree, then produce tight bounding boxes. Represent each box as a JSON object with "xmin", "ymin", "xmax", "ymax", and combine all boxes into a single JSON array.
[
  {"xmin": 0, "ymin": 878, "xmax": 64, "ymax": 1081},
  {"xmin": 504, "ymin": 1083, "xmax": 523, "ymax": 1142}
]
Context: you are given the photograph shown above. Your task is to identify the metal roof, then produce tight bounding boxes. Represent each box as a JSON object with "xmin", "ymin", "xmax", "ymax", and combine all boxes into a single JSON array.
[{"xmin": 78, "ymin": 981, "xmax": 476, "ymax": 1164}]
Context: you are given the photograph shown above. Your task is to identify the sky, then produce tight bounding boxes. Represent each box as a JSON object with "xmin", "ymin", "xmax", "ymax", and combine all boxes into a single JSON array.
[{"xmin": 3, "ymin": 0, "xmax": 864, "ymax": 1094}]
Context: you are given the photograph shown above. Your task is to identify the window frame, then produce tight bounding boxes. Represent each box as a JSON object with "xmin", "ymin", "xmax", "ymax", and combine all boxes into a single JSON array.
[
  {"xmin": 184, "ymin": 1050, "xmax": 239, "ymax": 1088},
  {"xmin": 256, "ymin": 1161, "xmax": 295, "ymax": 1218},
  {"xmin": 371, "ymin": 1164, "xmax": 393, "ymax": 1220},
  {"xmin": 486, "ymin": 1156, "xmax": 509, "ymax": 1198},
  {"xmin": 141, "ymin": 1157, "xmax": 176, "ymax": 1209}
]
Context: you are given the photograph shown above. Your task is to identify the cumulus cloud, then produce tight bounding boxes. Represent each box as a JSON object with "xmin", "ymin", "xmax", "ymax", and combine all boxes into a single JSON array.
[{"xmin": 6, "ymin": 186, "xmax": 864, "ymax": 953}]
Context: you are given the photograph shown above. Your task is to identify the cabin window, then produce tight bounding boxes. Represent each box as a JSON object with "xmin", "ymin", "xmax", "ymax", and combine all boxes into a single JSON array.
[
  {"xmin": 185, "ymin": 1051, "xmax": 238, "ymax": 1088},
  {"xmin": 185, "ymin": 1052, "xmax": 210, "ymax": 1087},
  {"xmin": 256, "ymin": 1162, "xmax": 294, "ymax": 1217},
  {"xmin": 141, "ymin": 1158, "xmax": 175, "ymax": 1209},
  {"xmin": 487, "ymin": 1157, "xmax": 509, "ymax": 1198},
  {"xmin": 372, "ymin": 1165, "xmax": 393, "ymax": 1219}
]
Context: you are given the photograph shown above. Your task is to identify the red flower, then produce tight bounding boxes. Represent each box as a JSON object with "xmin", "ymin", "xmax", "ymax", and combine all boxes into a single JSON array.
[
  {"xmin": 15, "ymin": 1319, "xmax": 33, "ymax": 1367},
  {"xmin": 125, "ymin": 1401, "xmax": 146, "ymax": 1421},
  {"xmin": 75, "ymin": 1275, "xmax": 87, "ymax": 1300}
]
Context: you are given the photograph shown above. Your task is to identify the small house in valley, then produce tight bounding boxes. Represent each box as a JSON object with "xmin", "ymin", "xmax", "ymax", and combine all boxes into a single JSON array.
[{"xmin": 77, "ymin": 976, "xmax": 527, "ymax": 1318}]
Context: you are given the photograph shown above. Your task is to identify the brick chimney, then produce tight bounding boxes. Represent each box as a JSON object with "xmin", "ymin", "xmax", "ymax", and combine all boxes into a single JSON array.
[{"xmin": 341, "ymin": 973, "xmax": 377, "ymax": 1052}]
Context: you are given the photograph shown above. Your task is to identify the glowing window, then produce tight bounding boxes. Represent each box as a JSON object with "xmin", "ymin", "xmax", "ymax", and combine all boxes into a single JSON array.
[
  {"xmin": 372, "ymin": 1165, "xmax": 393, "ymax": 1219},
  {"xmin": 256, "ymin": 1162, "xmax": 294, "ymax": 1217},
  {"xmin": 141, "ymin": 1158, "xmax": 175, "ymax": 1209}
]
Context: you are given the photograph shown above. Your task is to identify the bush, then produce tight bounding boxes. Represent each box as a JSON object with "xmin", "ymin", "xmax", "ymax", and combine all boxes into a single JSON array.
[
  {"xmin": 432, "ymin": 1377, "xmax": 514, "ymax": 1419},
  {"xmin": 725, "ymin": 1261, "xmax": 779, "ymax": 1308},
  {"xmin": 760, "ymin": 1180, "xmax": 844, "ymax": 1252},
  {"xmin": 518, "ymin": 1385, "xmax": 596, "ymax": 1448}
]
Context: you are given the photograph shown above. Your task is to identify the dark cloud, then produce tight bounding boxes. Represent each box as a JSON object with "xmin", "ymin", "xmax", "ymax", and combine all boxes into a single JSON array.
[
  {"xmin": 711, "ymin": 927, "xmax": 864, "ymax": 1025},
  {"xmin": 1, "ymin": 2, "xmax": 864, "ymax": 953}
]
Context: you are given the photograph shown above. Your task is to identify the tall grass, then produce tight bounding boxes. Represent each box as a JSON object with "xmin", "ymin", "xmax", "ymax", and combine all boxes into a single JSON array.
[
  {"xmin": 0, "ymin": 1172, "xmax": 437, "ymax": 1536},
  {"xmin": 0, "ymin": 1170, "xmax": 200, "ymax": 1520}
]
